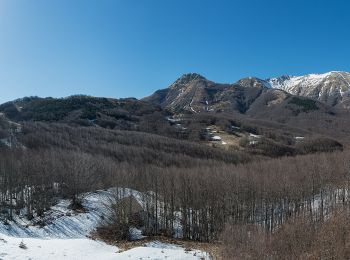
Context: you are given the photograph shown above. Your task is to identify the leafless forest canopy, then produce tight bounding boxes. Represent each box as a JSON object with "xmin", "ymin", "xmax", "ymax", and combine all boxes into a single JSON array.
[{"xmin": 1, "ymin": 95, "xmax": 350, "ymax": 259}]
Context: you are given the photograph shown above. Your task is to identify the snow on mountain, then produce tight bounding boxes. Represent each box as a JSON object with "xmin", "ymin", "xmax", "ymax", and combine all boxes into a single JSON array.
[
  {"xmin": 268, "ymin": 72, "xmax": 334, "ymax": 91},
  {"xmin": 267, "ymin": 71, "xmax": 350, "ymax": 106}
]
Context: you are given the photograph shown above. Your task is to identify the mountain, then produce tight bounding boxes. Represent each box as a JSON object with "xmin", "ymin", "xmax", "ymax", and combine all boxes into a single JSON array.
[
  {"xmin": 1, "ymin": 74, "xmax": 350, "ymax": 260},
  {"xmin": 2, "ymin": 72, "xmax": 350, "ymax": 153},
  {"xmin": 267, "ymin": 71, "xmax": 350, "ymax": 107},
  {"xmin": 144, "ymin": 73, "xmax": 265, "ymax": 113},
  {"xmin": 142, "ymin": 73, "xmax": 350, "ymax": 146},
  {"xmin": 144, "ymin": 71, "xmax": 350, "ymax": 120},
  {"xmin": 143, "ymin": 73, "xmax": 331, "ymax": 117},
  {"xmin": 144, "ymin": 73, "xmax": 270, "ymax": 114},
  {"xmin": 0, "ymin": 95, "xmax": 164, "ymax": 130}
]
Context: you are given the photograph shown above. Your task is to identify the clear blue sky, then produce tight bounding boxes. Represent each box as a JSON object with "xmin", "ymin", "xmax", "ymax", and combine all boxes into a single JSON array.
[{"xmin": 1, "ymin": 0, "xmax": 350, "ymax": 103}]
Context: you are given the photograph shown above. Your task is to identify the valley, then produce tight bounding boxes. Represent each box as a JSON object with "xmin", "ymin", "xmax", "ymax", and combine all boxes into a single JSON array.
[{"xmin": 1, "ymin": 71, "xmax": 350, "ymax": 259}]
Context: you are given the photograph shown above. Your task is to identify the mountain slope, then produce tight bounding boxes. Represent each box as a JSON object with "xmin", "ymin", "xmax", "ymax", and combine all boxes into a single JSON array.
[
  {"xmin": 144, "ymin": 74, "xmax": 274, "ymax": 114},
  {"xmin": 267, "ymin": 71, "xmax": 350, "ymax": 107},
  {"xmin": 143, "ymin": 73, "xmax": 350, "ymax": 145},
  {"xmin": 143, "ymin": 73, "xmax": 233, "ymax": 113},
  {"xmin": 2, "ymin": 72, "xmax": 350, "ymax": 148},
  {"xmin": 0, "ymin": 95, "xmax": 165, "ymax": 130},
  {"xmin": 144, "ymin": 73, "xmax": 332, "ymax": 118}
]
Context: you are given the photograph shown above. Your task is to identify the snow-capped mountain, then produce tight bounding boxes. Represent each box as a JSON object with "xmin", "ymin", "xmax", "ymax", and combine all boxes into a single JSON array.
[
  {"xmin": 143, "ymin": 73, "xmax": 333, "ymax": 117},
  {"xmin": 267, "ymin": 71, "xmax": 350, "ymax": 107},
  {"xmin": 144, "ymin": 71, "xmax": 350, "ymax": 114}
]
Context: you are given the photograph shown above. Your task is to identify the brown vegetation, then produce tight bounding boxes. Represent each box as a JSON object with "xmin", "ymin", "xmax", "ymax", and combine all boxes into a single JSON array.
[
  {"xmin": 221, "ymin": 208, "xmax": 350, "ymax": 259},
  {"xmin": 0, "ymin": 120, "xmax": 350, "ymax": 259}
]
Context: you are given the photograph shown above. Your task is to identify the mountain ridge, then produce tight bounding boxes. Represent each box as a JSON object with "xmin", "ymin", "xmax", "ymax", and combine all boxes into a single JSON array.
[
  {"xmin": 143, "ymin": 72, "xmax": 338, "ymax": 116},
  {"xmin": 144, "ymin": 71, "xmax": 350, "ymax": 111},
  {"xmin": 266, "ymin": 71, "xmax": 350, "ymax": 107}
]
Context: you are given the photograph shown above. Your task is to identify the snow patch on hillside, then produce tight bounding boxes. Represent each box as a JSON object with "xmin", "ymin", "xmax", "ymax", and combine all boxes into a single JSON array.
[
  {"xmin": 0, "ymin": 235, "xmax": 210, "ymax": 260},
  {"xmin": 0, "ymin": 234, "xmax": 118, "ymax": 260},
  {"xmin": 0, "ymin": 188, "xmax": 143, "ymax": 238},
  {"xmin": 0, "ymin": 187, "xmax": 210, "ymax": 259}
]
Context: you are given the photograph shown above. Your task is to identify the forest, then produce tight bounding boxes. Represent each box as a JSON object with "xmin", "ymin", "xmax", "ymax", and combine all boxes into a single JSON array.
[{"xmin": 1, "ymin": 116, "xmax": 350, "ymax": 259}]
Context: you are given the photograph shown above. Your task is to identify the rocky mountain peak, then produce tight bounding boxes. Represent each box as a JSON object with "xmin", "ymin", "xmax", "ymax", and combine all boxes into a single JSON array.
[
  {"xmin": 172, "ymin": 73, "xmax": 207, "ymax": 87},
  {"xmin": 235, "ymin": 77, "xmax": 271, "ymax": 89}
]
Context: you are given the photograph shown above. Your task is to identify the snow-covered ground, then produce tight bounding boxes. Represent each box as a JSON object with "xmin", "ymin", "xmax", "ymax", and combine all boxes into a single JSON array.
[
  {"xmin": 0, "ymin": 235, "xmax": 210, "ymax": 260},
  {"xmin": 0, "ymin": 188, "xmax": 142, "ymax": 238},
  {"xmin": 0, "ymin": 235, "xmax": 118, "ymax": 260},
  {"xmin": 0, "ymin": 188, "xmax": 210, "ymax": 259}
]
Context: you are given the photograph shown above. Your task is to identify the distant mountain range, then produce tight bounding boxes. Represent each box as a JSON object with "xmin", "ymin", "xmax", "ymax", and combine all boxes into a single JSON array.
[
  {"xmin": 1, "ymin": 71, "xmax": 349, "ymax": 132},
  {"xmin": 144, "ymin": 71, "xmax": 350, "ymax": 113},
  {"xmin": 143, "ymin": 72, "xmax": 333, "ymax": 118},
  {"xmin": 1, "ymin": 70, "xmax": 350, "ymax": 149},
  {"xmin": 139, "ymin": 71, "xmax": 350, "ymax": 144}
]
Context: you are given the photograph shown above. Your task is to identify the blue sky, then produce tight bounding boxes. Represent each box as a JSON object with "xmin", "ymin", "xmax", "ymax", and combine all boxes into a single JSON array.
[{"xmin": 0, "ymin": 0, "xmax": 349, "ymax": 103}]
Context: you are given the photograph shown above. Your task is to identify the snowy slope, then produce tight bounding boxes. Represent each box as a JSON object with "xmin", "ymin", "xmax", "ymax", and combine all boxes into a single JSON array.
[
  {"xmin": 0, "ymin": 188, "xmax": 143, "ymax": 238},
  {"xmin": 0, "ymin": 235, "xmax": 118, "ymax": 260},
  {"xmin": 0, "ymin": 190, "xmax": 121, "ymax": 238},
  {"xmin": 0, "ymin": 235, "xmax": 210, "ymax": 260},
  {"xmin": 0, "ymin": 187, "xmax": 210, "ymax": 259},
  {"xmin": 267, "ymin": 71, "xmax": 350, "ymax": 105}
]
